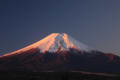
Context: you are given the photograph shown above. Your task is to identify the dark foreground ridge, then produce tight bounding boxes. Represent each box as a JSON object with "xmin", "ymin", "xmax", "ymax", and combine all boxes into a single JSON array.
[
  {"xmin": 0, "ymin": 72, "xmax": 120, "ymax": 80},
  {"xmin": 0, "ymin": 48, "xmax": 120, "ymax": 73}
]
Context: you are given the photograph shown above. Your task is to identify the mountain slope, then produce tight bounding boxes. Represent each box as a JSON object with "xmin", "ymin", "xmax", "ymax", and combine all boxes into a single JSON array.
[{"xmin": 0, "ymin": 49, "xmax": 120, "ymax": 72}]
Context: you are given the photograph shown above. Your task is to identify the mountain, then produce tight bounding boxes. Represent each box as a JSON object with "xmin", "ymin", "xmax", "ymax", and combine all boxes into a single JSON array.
[
  {"xmin": 0, "ymin": 33, "xmax": 120, "ymax": 73},
  {"xmin": 2, "ymin": 33, "xmax": 90, "ymax": 57}
]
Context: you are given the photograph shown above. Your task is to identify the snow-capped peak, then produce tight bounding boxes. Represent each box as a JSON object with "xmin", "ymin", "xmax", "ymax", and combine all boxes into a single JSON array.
[
  {"xmin": 34, "ymin": 33, "xmax": 89, "ymax": 52},
  {"xmin": 3, "ymin": 33, "xmax": 90, "ymax": 56}
]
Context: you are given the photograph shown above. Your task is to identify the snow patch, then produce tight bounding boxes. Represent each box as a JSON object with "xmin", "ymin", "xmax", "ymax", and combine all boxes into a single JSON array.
[{"xmin": 37, "ymin": 33, "xmax": 90, "ymax": 52}]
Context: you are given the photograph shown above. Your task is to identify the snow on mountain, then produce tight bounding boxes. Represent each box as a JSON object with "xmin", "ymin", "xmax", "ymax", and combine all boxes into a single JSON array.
[
  {"xmin": 3, "ymin": 33, "xmax": 90, "ymax": 56},
  {"xmin": 37, "ymin": 33, "xmax": 89, "ymax": 52}
]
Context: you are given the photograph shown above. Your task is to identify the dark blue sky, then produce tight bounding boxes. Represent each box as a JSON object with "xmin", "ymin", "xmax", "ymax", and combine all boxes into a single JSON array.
[{"xmin": 0, "ymin": 0, "xmax": 120, "ymax": 55}]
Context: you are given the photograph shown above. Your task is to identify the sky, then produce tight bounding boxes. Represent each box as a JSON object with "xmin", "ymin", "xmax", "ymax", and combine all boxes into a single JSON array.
[{"xmin": 0, "ymin": 0, "xmax": 120, "ymax": 55}]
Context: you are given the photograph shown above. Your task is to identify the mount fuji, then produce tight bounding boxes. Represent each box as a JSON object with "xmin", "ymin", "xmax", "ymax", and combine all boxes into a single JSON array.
[
  {"xmin": 2, "ymin": 33, "xmax": 91, "ymax": 57},
  {"xmin": 0, "ymin": 33, "xmax": 120, "ymax": 73}
]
